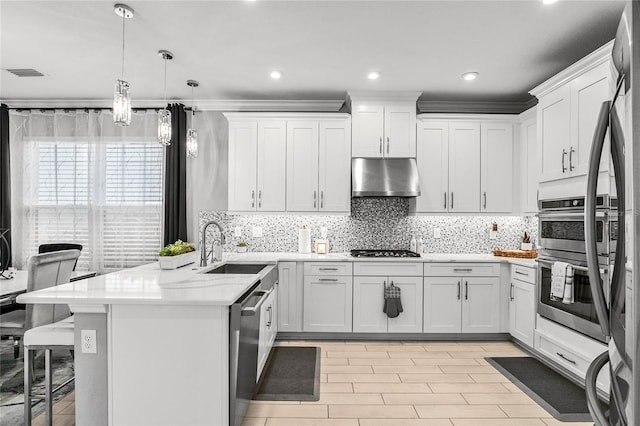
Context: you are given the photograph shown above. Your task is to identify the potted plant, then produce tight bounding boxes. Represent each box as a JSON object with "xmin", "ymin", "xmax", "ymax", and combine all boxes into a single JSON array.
[
  {"xmin": 521, "ymin": 232, "xmax": 533, "ymax": 251},
  {"xmin": 158, "ymin": 240, "xmax": 197, "ymax": 269},
  {"xmin": 236, "ymin": 242, "xmax": 248, "ymax": 253}
]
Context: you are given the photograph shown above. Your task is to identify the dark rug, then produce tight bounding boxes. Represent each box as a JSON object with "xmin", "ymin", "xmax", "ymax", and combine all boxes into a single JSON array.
[
  {"xmin": 254, "ymin": 346, "xmax": 320, "ymax": 401},
  {"xmin": 487, "ymin": 356, "xmax": 599, "ymax": 422}
]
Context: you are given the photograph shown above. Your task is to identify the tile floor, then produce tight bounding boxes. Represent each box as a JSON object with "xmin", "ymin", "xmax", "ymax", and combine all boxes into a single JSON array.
[{"xmin": 39, "ymin": 340, "xmax": 596, "ymax": 426}]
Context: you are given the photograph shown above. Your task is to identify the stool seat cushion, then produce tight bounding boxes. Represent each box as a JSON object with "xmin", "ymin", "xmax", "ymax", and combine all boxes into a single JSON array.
[
  {"xmin": 0, "ymin": 309, "xmax": 26, "ymax": 329},
  {"xmin": 24, "ymin": 321, "xmax": 74, "ymax": 347}
]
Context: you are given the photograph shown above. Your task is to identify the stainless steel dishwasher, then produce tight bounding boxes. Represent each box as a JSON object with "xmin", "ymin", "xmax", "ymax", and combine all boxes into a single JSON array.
[{"xmin": 228, "ymin": 264, "xmax": 277, "ymax": 426}]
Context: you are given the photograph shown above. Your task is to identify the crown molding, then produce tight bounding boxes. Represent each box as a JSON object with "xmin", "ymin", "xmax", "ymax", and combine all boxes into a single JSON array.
[
  {"xmin": 223, "ymin": 112, "xmax": 351, "ymax": 120},
  {"xmin": 529, "ymin": 40, "xmax": 614, "ymax": 98},
  {"xmin": 518, "ymin": 105, "xmax": 537, "ymax": 121},
  {"xmin": 347, "ymin": 91, "xmax": 422, "ymax": 102},
  {"xmin": 417, "ymin": 112, "xmax": 520, "ymax": 122},
  {"xmin": 417, "ymin": 100, "xmax": 530, "ymax": 114},
  {"xmin": 3, "ymin": 98, "xmax": 346, "ymax": 112}
]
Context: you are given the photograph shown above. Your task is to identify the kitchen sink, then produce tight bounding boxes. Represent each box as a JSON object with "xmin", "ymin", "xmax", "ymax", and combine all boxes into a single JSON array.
[{"xmin": 204, "ymin": 263, "xmax": 269, "ymax": 274}]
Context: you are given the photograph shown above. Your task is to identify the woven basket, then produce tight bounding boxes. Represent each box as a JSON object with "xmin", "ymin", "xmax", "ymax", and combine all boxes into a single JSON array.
[{"xmin": 492, "ymin": 249, "xmax": 538, "ymax": 259}]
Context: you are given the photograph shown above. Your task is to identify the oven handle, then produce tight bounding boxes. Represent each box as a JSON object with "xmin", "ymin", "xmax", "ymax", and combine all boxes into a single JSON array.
[
  {"xmin": 585, "ymin": 100, "xmax": 611, "ymax": 338},
  {"xmin": 535, "ymin": 258, "xmax": 607, "ymax": 275},
  {"xmin": 538, "ymin": 211, "xmax": 607, "ymax": 218}
]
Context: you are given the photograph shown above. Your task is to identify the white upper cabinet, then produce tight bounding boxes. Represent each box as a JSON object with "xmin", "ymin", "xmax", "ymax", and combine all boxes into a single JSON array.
[
  {"xmin": 480, "ymin": 123, "xmax": 513, "ymax": 213},
  {"xmin": 256, "ymin": 121, "xmax": 287, "ymax": 211},
  {"xmin": 530, "ymin": 42, "xmax": 613, "ymax": 185},
  {"xmin": 349, "ymin": 92, "xmax": 420, "ymax": 158},
  {"xmin": 287, "ymin": 121, "xmax": 320, "ymax": 211},
  {"xmin": 417, "ymin": 117, "xmax": 514, "ymax": 213},
  {"xmin": 318, "ymin": 121, "xmax": 351, "ymax": 212},
  {"xmin": 519, "ymin": 109, "xmax": 538, "ymax": 214}
]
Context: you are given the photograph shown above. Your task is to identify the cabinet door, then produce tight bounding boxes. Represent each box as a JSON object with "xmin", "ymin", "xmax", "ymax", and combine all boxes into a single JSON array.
[
  {"xmin": 387, "ymin": 276, "xmax": 423, "ymax": 333},
  {"xmin": 571, "ymin": 62, "xmax": 611, "ymax": 175},
  {"xmin": 510, "ymin": 279, "xmax": 535, "ymax": 347},
  {"xmin": 277, "ymin": 262, "xmax": 301, "ymax": 332},
  {"xmin": 257, "ymin": 121, "xmax": 286, "ymax": 211},
  {"xmin": 448, "ymin": 122, "xmax": 481, "ymax": 212},
  {"xmin": 286, "ymin": 121, "xmax": 319, "ymax": 211},
  {"xmin": 423, "ymin": 276, "xmax": 462, "ymax": 333},
  {"xmin": 352, "ymin": 103, "xmax": 384, "ymax": 157},
  {"xmin": 520, "ymin": 116, "xmax": 538, "ymax": 213},
  {"xmin": 462, "ymin": 277, "xmax": 500, "ymax": 333},
  {"xmin": 416, "ymin": 121, "xmax": 449, "ymax": 212},
  {"xmin": 257, "ymin": 288, "xmax": 276, "ymax": 379},
  {"xmin": 538, "ymin": 85, "xmax": 571, "ymax": 182},
  {"xmin": 303, "ymin": 275, "xmax": 353, "ymax": 332},
  {"xmin": 228, "ymin": 121, "xmax": 257, "ymax": 211},
  {"xmin": 480, "ymin": 123, "xmax": 513, "ymax": 213},
  {"xmin": 384, "ymin": 105, "xmax": 416, "ymax": 157},
  {"xmin": 353, "ymin": 276, "xmax": 387, "ymax": 332},
  {"xmin": 319, "ymin": 120, "xmax": 351, "ymax": 212}
]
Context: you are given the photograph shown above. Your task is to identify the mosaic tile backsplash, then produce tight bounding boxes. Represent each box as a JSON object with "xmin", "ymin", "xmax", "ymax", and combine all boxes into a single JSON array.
[{"xmin": 200, "ymin": 198, "xmax": 538, "ymax": 254}]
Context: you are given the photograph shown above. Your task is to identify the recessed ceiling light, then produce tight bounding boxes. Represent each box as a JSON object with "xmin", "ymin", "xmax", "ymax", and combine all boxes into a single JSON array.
[
  {"xmin": 462, "ymin": 72, "xmax": 479, "ymax": 81},
  {"xmin": 270, "ymin": 70, "xmax": 282, "ymax": 79},
  {"xmin": 368, "ymin": 71, "xmax": 380, "ymax": 80},
  {"xmin": 543, "ymin": 0, "xmax": 558, "ymax": 4}
]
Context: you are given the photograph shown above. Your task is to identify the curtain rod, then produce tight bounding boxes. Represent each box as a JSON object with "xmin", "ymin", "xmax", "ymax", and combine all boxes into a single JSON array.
[{"xmin": 10, "ymin": 107, "xmax": 165, "ymax": 113}]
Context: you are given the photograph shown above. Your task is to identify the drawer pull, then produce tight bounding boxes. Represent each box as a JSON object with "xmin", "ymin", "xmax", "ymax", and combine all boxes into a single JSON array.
[
  {"xmin": 515, "ymin": 270, "xmax": 529, "ymax": 276},
  {"xmin": 556, "ymin": 352, "xmax": 577, "ymax": 365},
  {"xmin": 319, "ymin": 267, "xmax": 338, "ymax": 271},
  {"xmin": 454, "ymin": 268, "xmax": 473, "ymax": 273},
  {"xmin": 319, "ymin": 278, "xmax": 338, "ymax": 282}
]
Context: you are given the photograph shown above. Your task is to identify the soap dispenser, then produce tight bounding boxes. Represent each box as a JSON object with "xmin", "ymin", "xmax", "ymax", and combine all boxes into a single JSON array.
[
  {"xmin": 410, "ymin": 236, "xmax": 417, "ymax": 252},
  {"xmin": 417, "ymin": 237, "xmax": 424, "ymax": 253}
]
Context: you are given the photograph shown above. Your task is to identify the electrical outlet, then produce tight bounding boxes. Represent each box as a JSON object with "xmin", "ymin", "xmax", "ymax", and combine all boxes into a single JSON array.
[
  {"xmin": 81, "ymin": 329, "xmax": 97, "ymax": 354},
  {"xmin": 234, "ymin": 227, "xmax": 242, "ymax": 237},
  {"xmin": 433, "ymin": 228, "xmax": 441, "ymax": 239},
  {"xmin": 252, "ymin": 227, "xmax": 263, "ymax": 238}
]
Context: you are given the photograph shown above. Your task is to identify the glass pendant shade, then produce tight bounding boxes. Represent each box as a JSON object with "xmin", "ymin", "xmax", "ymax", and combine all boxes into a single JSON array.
[
  {"xmin": 113, "ymin": 79, "xmax": 131, "ymax": 126},
  {"xmin": 158, "ymin": 108, "xmax": 172, "ymax": 145},
  {"xmin": 186, "ymin": 128, "xmax": 198, "ymax": 158}
]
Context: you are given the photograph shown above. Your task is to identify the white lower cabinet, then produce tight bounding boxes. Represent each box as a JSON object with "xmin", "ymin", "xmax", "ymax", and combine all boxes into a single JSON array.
[
  {"xmin": 257, "ymin": 285, "xmax": 278, "ymax": 379},
  {"xmin": 508, "ymin": 266, "xmax": 536, "ymax": 348},
  {"xmin": 424, "ymin": 273, "xmax": 500, "ymax": 333},
  {"xmin": 352, "ymin": 276, "xmax": 423, "ymax": 333},
  {"xmin": 277, "ymin": 262, "xmax": 302, "ymax": 332},
  {"xmin": 303, "ymin": 275, "xmax": 353, "ymax": 332}
]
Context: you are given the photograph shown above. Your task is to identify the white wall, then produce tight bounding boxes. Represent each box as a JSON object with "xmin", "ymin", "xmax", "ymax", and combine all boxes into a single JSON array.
[{"xmin": 186, "ymin": 111, "xmax": 228, "ymax": 245}]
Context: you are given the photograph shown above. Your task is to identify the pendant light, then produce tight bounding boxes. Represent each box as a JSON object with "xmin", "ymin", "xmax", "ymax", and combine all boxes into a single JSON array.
[
  {"xmin": 158, "ymin": 50, "xmax": 173, "ymax": 146},
  {"xmin": 186, "ymin": 80, "xmax": 199, "ymax": 158},
  {"xmin": 113, "ymin": 3, "xmax": 134, "ymax": 126}
]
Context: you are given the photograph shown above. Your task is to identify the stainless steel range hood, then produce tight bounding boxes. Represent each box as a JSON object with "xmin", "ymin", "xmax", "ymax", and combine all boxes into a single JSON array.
[{"xmin": 352, "ymin": 158, "xmax": 421, "ymax": 197}]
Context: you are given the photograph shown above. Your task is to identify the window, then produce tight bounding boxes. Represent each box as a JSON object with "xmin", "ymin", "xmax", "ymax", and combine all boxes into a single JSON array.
[{"xmin": 10, "ymin": 110, "xmax": 163, "ymax": 273}]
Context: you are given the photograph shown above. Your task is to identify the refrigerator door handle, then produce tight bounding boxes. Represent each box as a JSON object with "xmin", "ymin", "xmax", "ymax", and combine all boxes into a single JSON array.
[
  {"xmin": 586, "ymin": 351, "xmax": 610, "ymax": 425},
  {"xmin": 585, "ymin": 101, "xmax": 611, "ymax": 338}
]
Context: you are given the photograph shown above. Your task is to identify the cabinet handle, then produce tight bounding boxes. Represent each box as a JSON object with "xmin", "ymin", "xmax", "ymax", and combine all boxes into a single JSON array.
[
  {"xmin": 386, "ymin": 137, "xmax": 390, "ymax": 154},
  {"xmin": 483, "ymin": 192, "xmax": 487, "ymax": 209},
  {"xmin": 451, "ymin": 192, "xmax": 454, "ymax": 209},
  {"xmin": 457, "ymin": 281, "xmax": 461, "ymax": 300},
  {"xmin": 515, "ymin": 270, "xmax": 528, "ymax": 276},
  {"xmin": 313, "ymin": 190, "xmax": 317, "ymax": 208},
  {"xmin": 453, "ymin": 268, "xmax": 472, "ymax": 273},
  {"xmin": 562, "ymin": 149, "xmax": 567, "ymax": 173},
  {"xmin": 251, "ymin": 190, "xmax": 255, "ymax": 208},
  {"xmin": 319, "ymin": 267, "xmax": 338, "ymax": 271},
  {"xmin": 465, "ymin": 281, "xmax": 468, "ymax": 300},
  {"xmin": 569, "ymin": 146, "xmax": 575, "ymax": 171},
  {"xmin": 444, "ymin": 192, "xmax": 447, "ymax": 210},
  {"xmin": 320, "ymin": 191, "xmax": 324, "ymax": 209},
  {"xmin": 510, "ymin": 283, "xmax": 514, "ymax": 301},
  {"xmin": 258, "ymin": 190, "xmax": 262, "ymax": 208},
  {"xmin": 319, "ymin": 278, "xmax": 339, "ymax": 282},
  {"xmin": 556, "ymin": 352, "xmax": 577, "ymax": 365},
  {"xmin": 379, "ymin": 137, "xmax": 383, "ymax": 155},
  {"xmin": 266, "ymin": 305, "xmax": 272, "ymax": 327}
]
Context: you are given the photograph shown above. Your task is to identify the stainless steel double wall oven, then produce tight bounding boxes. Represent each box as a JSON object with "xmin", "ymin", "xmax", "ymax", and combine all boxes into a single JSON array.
[{"xmin": 537, "ymin": 195, "xmax": 615, "ymax": 343}]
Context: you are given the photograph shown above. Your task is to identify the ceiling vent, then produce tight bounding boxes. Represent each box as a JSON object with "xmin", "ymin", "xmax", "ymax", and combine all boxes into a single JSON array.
[{"xmin": 6, "ymin": 69, "xmax": 45, "ymax": 77}]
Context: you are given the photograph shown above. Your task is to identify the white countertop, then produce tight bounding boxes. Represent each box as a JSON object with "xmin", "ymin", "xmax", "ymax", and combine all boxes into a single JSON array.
[{"xmin": 17, "ymin": 252, "xmax": 537, "ymax": 307}]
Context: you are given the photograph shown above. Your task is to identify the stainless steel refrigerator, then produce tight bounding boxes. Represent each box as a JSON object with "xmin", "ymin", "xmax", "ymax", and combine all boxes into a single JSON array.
[{"xmin": 585, "ymin": 2, "xmax": 639, "ymax": 425}]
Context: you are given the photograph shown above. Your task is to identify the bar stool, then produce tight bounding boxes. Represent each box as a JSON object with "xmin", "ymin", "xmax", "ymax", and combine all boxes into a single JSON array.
[{"xmin": 23, "ymin": 320, "xmax": 75, "ymax": 426}]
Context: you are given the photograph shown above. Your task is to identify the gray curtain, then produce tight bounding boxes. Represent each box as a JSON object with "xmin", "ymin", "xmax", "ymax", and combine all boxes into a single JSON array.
[
  {"xmin": 163, "ymin": 104, "xmax": 188, "ymax": 246},
  {"xmin": 0, "ymin": 104, "xmax": 11, "ymax": 267}
]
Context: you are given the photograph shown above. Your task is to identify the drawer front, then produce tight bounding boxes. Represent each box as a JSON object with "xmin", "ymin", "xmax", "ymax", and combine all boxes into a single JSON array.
[
  {"xmin": 304, "ymin": 262, "xmax": 352, "ymax": 276},
  {"xmin": 536, "ymin": 332, "xmax": 591, "ymax": 376},
  {"xmin": 511, "ymin": 264, "xmax": 536, "ymax": 284},
  {"xmin": 423, "ymin": 263, "xmax": 499, "ymax": 277},
  {"xmin": 353, "ymin": 262, "xmax": 423, "ymax": 277}
]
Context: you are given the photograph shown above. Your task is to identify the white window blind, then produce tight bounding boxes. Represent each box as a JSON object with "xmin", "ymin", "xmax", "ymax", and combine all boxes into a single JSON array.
[{"xmin": 9, "ymin": 110, "xmax": 163, "ymax": 273}]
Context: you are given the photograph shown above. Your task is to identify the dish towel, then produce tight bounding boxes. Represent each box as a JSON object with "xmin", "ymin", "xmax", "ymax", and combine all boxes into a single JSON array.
[
  {"xmin": 383, "ymin": 283, "xmax": 403, "ymax": 318},
  {"xmin": 550, "ymin": 261, "xmax": 574, "ymax": 303}
]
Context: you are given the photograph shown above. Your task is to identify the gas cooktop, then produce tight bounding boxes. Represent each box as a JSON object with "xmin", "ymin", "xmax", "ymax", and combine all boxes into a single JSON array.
[{"xmin": 350, "ymin": 249, "xmax": 421, "ymax": 258}]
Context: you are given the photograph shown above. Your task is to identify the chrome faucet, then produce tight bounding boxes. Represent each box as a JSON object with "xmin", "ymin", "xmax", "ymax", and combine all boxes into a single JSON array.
[{"xmin": 200, "ymin": 220, "xmax": 226, "ymax": 267}]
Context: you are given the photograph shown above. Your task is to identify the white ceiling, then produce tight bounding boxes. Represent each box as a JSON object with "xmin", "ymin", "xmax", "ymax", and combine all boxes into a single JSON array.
[{"xmin": 0, "ymin": 0, "xmax": 625, "ymax": 110}]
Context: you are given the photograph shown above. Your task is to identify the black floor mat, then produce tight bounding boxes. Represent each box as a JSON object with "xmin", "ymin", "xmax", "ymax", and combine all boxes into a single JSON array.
[
  {"xmin": 487, "ymin": 356, "xmax": 603, "ymax": 422},
  {"xmin": 254, "ymin": 346, "xmax": 320, "ymax": 401}
]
